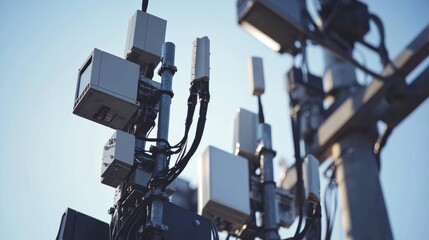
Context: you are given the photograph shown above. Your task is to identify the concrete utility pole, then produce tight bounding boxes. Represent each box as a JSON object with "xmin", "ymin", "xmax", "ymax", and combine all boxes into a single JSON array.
[
  {"xmin": 237, "ymin": 1, "xmax": 429, "ymax": 239},
  {"xmin": 316, "ymin": 25, "xmax": 429, "ymax": 239},
  {"xmin": 313, "ymin": 26, "xmax": 429, "ymax": 160},
  {"xmin": 332, "ymin": 130, "xmax": 393, "ymax": 240},
  {"xmin": 323, "ymin": 51, "xmax": 393, "ymax": 240}
]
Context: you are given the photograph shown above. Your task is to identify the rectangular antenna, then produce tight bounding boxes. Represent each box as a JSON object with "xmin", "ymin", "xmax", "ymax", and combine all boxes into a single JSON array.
[
  {"xmin": 198, "ymin": 146, "xmax": 251, "ymax": 233},
  {"xmin": 191, "ymin": 36, "xmax": 210, "ymax": 83},
  {"xmin": 248, "ymin": 56, "xmax": 265, "ymax": 96},
  {"xmin": 233, "ymin": 108, "xmax": 258, "ymax": 160}
]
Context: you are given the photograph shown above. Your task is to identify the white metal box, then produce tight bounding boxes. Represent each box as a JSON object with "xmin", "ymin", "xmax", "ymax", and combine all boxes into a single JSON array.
[
  {"xmin": 233, "ymin": 108, "xmax": 258, "ymax": 159},
  {"xmin": 101, "ymin": 130, "xmax": 135, "ymax": 188},
  {"xmin": 303, "ymin": 155, "xmax": 320, "ymax": 200},
  {"xmin": 198, "ymin": 146, "xmax": 251, "ymax": 233},
  {"xmin": 73, "ymin": 48, "xmax": 140, "ymax": 129},
  {"xmin": 248, "ymin": 56, "xmax": 265, "ymax": 96},
  {"xmin": 124, "ymin": 10, "xmax": 167, "ymax": 67},
  {"xmin": 191, "ymin": 36, "xmax": 210, "ymax": 83}
]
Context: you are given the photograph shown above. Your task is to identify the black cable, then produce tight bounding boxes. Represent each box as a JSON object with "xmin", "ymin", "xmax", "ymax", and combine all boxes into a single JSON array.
[
  {"xmin": 141, "ymin": 0, "xmax": 148, "ymax": 12},
  {"xmin": 110, "ymin": 207, "xmax": 124, "ymax": 240},
  {"xmin": 284, "ymin": 218, "xmax": 313, "ymax": 240},
  {"xmin": 291, "ymin": 114, "xmax": 305, "ymax": 238},
  {"xmin": 307, "ymin": 0, "xmax": 392, "ymax": 82},
  {"xmin": 126, "ymin": 206, "xmax": 147, "ymax": 240},
  {"xmin": 211, "ymin": 221, "xmax": 220, "ymax": 240},
  {"xmin": 323, "ymin": 162, "xmax": 337, "ymax": 240},
  {"xmin": 286, "ymin": 65, "xmax": 305, "ymax": 238},
  {"xmin": 374, "ymin": 126, "xmax": 393, "ymax": 171},
  {"xmin": 113, "ymin": 203, "xmax": 147, "ymax": 240},
  {"xmin": 369, "ymin": 13, "xmax": 390, "ymax": 67},
  {"xmin": 257, "ymin": 95, "xmax": 265, "ymax": 123},
  {"xmin": 110, "ymin": 209, "xmax": 120, "ymax": 240},
  {"xmin": 165, "ymin": 94, "xmax": 208, "ymax": 186},
  {"xmin": 168, "ymin": 83, "xmax": 199, "ymax": 151},
  {"xmin": 147, "ymin": 84, "xmax": 199, "ymax": 188},
  {"xmin": 357, "ymin": 13, "xmax": 391, "ymax": 69},
  {"xmin": 109, "ymin": 220, "xmax": 113, "ymax": 240},
  {"xmin": 303, "ymin": 16, "xmax": 386, "ymax": 81},
  {"xmin": 307, "ymin": 217, "xmax": 321, "ymax": 240},
  {"xmin": 150, "ymin": 81, "xmax": 209, "ymax": 189},
  {"xmin": 165, "ymin": 90, "xmax": 208, "ymax": 185},
  {"xmin": 302, "ymin": 198, "xmax": 322, "ymax": 240},
  {"xmin": 126, "ymin": 218, "xmax": 139, "ymax": 240},
  {"xmin": 324, "ymin": 183, "xmax": 337, "ymax": 240},
  {"xmin": 174, "ymin": 139, "xmax": 188, "ymax": 164}
]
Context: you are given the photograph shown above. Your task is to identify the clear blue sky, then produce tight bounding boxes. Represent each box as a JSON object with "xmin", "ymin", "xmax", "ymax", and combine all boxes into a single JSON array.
[{"xmin": 0, "ymin": 0, "xmax": 428, "ymax": 239}]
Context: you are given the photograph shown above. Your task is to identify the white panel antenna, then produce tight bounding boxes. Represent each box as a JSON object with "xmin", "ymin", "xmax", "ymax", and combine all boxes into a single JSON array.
[
  {"xmin": 303, "ymin": 154, "xmax": 321, "ymax": 200},
  {"xmin": 191, "ymin": 36, "xmax": 210, "ymax": 83},
  {"xmin": 248, "ymin": 56, "xmax": 265, "ymax": 96},
  {"xmin": 233, "ymin": 108, "xmax": 258, "ymax": 160},
  {"xmin": 198, "ymin": 146, "xmax": 251, "ymax": 233}
]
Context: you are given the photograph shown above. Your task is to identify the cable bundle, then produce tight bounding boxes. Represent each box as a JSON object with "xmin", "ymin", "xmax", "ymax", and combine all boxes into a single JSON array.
[{"xmin": 150, "ymin": 80, "xmax": 210, "ymax": 189}]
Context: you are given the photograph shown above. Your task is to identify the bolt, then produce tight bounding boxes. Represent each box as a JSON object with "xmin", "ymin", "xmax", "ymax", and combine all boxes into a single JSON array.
[
  {"xmin": 193, "ymin": 220, "xmax": 201, "ymax": 227},
  {"xmin": 108, "ymin": 207, "xmax": 115, "ymax": 215}
]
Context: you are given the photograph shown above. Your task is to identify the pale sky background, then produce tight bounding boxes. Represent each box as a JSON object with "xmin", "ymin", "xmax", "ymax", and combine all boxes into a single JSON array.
[{"xmin": 0, "ymin": 1, "xmax": 428, "ymax": 239}]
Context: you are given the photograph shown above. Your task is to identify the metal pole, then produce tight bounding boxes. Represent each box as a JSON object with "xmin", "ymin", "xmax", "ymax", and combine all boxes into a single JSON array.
[
  {"xmin": 149, "ymin": 42, "xmax": 176, "ymax": 238},
  {"xmin": 154, "ymin": 42, "xmax": 176, "ymax": 174},
  {"xmin": 257, "ymin": 123, "xmax": 280, "ymax": 240},
  {"xmin": 324, "ymin": 51, "xmax": 393, "ymax": 240}
]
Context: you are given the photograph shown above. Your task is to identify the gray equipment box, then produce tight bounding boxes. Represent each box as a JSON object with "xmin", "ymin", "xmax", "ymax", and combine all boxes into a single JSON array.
[
  {"xmin": 198, "ymin": 146, "xmax": 251, "ymax": 234},
  {"xmin": 73, "ymin": 48, "xmax": 140, "ymax": 130},
  {"xmin": 237, "ymin": 0, "xmax": 307, "ymax": 55},
  {"xmin": 125, "ymin": 10, "xmax": 167, "ymax": 67},
  {"xmin": 101, "ymin": 130, "xmax": 135, "ymax": 188}
]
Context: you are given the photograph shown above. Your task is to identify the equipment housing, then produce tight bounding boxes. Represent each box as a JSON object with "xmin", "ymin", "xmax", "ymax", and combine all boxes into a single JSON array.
[{"xmin": 73, "ymin": 48, "xmax": 140, "ymax": 129}]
